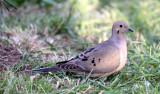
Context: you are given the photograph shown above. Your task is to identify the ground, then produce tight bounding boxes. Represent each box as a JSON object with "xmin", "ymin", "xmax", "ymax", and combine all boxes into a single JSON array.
[{"xmin": 0, "ymin": 42, "xmax": 22, "ymax": 73}]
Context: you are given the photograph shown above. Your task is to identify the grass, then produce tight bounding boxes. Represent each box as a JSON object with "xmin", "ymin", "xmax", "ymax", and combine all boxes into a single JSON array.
[{"xmin": 0, "ymin": 0, "xmax": 160, "ymax": 93}]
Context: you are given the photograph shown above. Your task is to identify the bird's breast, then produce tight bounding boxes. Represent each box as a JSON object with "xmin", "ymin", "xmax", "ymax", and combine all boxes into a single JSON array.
[{"xmin": 116, "ymin": 45, "xmax": 127, "ymax": 72}]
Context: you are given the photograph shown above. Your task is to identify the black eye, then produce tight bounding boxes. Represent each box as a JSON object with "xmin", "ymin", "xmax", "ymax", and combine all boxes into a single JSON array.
[{"xmin": 120, "ymin": 25, "xmax": 123, "ymax": 28}]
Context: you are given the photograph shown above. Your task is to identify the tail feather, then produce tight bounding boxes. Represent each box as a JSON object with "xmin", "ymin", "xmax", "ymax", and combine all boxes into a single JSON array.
[{"xmin": 24, "ymin": 66, "xmax": 62, "ymax": 73}]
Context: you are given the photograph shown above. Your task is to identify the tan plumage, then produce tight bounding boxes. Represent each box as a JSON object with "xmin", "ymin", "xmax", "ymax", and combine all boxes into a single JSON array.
[{"xmin": 24, "ymin": 21, "xmax": 133, "ymax": 78}]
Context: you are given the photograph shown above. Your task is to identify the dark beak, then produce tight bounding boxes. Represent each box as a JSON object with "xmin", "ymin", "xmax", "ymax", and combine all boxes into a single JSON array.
[{"xmin": 128, "ymin": 28, "xmax": 134, "ymax": 32}]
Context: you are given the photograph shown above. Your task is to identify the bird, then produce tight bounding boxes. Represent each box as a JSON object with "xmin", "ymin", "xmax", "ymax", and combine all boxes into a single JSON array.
[{"xmin": 24, "ymin": 21, "xmax": 134, "ymax": 79}]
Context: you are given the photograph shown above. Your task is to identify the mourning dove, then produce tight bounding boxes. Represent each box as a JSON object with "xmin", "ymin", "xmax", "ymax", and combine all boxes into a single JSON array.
[{"xmin": 24, "ymin": 21, "xmax": 133, "ymax": 78}]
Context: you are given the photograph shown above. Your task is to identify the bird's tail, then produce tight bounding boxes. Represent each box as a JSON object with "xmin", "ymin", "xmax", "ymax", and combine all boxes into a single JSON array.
[{"xmin": 23, "ymin": 66, "xmax": 62, "ymax": 73}]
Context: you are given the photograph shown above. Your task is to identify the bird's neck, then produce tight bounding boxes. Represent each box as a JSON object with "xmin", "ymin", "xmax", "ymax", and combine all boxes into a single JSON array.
[
  {"xmin": 109, "ymin": 32, "xmax": 127, "ymax": 57},
  {"xmin": 110, "ymin": 33, "xmax": 127, "ymax": 47}
]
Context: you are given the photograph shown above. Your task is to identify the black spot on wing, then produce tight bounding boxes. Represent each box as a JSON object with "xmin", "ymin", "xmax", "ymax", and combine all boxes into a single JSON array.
[
  {"xmin": 82, "ymin": 58, "xmax": 88, "ymax": 61},
  {"xmin": 91, "ymin": 58, "xmax": 95, "ymax": 63},
  {"xmin": 75, "ymin": 55, "xmax": 80, "ymax": 59},
  {"xmin": 70, "ymin": 55, "xmax": 80, "ymax": 61},
  {"xmin": 68, "ymin": 64, "xmax": 73, "ymax": 69},
  {"xmin": 56, "ymin": 61, "xmax": 68, "ymax": 65},
  {"xmin": 84, "ymin": 47, "xmax": 94, "ymax": 54},
  {"xmin": 81, "ymin": 55, "xmax": 89, "ymax": 61},
  {"xmin": 80, "ymin": 53, "xmax": 83, "ymax": 57},
  {"xmin": 91, "ymin": 58, "xmax": 97, "ymax": 66},
  {"xmin": 117, "ymin": 30, "xmax": 119, "ymax": 34},
  {"xmin": 98, "ymin": 59, "xmax": 101, "ymax": 63},
  {"xmin": 72, "ymin": 64, "xmax": 77, "ymax": 69}
]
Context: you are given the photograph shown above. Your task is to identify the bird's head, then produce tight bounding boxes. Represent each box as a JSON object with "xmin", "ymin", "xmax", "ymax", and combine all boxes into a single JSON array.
[{"xmin": 112, "ymin": 21, "xmax": 133, "ymax": 34}]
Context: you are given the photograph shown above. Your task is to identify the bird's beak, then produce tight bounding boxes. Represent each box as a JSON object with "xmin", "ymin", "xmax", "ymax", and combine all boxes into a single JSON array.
[{"xmin": 128, "ymin": 28, "xmax": 134, "ymax": 32}]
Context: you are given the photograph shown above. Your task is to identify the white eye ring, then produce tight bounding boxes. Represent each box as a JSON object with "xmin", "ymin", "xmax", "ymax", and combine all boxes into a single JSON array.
[{"xmin": 119, "ymin": 25, "xmax": 123, "ymax": 28}]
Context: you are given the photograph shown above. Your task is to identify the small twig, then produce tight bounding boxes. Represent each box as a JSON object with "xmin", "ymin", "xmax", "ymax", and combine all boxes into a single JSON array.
[
  {"xmin": 2, "ymin": 0, "xmax": 11, "ymax": 15},
  {"xmin": 4, "ymin": 0, "xmax": 17, "ymax": 10},
  {"xmin": 136, "ymin": 28, "xmax": 140, "ymax": 42},
  {"xmin": 0, "ymin": 1, "xmax": 3, "ymax": 13},
  {"xmin": 98, "ymin": 90, "xmax": 104, "ymax": 94},
  {"xmin": 0, "ymin": 0, "xmax": 17, "ymax": 15},
  {"xmin": 84, "ymin": 69, "xmax": 93, "ymax": 82},
  {"xmin": 82, "ymin": 85, "xmax": 92, "ymax": 94}
]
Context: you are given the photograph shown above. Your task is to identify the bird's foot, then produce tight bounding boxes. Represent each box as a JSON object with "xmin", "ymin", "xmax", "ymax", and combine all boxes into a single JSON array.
[{"xmin": 104, "ymin": 79, "xmax": 108, "ymax": 82}]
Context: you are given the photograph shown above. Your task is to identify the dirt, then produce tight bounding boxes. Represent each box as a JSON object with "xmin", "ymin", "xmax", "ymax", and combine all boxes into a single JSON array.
[{"xmin": 0, "ymin": 42, "xmax": 22, "ymax": 72}]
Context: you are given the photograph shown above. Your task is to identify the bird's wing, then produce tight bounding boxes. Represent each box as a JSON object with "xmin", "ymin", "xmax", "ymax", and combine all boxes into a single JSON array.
[
  {"xmin": 56, "ymin": 40, "xmax": 120, "ymax": 74},
  {"xmin": 86, "ymin": 41, "xmax": 120, "ymax": 73}
]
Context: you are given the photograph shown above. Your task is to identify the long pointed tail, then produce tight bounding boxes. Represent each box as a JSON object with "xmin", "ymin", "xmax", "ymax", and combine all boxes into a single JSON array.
[{"xmin": 24, "ymin": 66, "xmax": 62, "ymax": 73}]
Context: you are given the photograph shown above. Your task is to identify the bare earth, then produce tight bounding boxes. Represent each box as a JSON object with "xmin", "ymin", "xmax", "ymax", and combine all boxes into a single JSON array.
[{"xmin": 0, "ymin": 42, "xmax": 22, "ymax": 72}]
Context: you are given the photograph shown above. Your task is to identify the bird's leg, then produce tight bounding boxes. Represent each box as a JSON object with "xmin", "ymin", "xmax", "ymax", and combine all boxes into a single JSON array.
[
  {"xmin": 104, "ymin": 76, "xmax": 108, "ymax": 82},
  {"xmin": 104, "ymin": 78, "xmax": 108, "ymax": 82}
]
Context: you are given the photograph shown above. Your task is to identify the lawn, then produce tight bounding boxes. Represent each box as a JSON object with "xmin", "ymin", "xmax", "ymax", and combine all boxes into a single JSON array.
[{"xmin": 0, "ymin": 0, "xmax": 160, "ymax": 93}]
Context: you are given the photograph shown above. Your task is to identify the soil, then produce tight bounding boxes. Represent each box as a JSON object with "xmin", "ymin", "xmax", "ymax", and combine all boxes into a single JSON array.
[{"xmin": 0, "ymin": 42, "xmax": 22, "ymax": 72}]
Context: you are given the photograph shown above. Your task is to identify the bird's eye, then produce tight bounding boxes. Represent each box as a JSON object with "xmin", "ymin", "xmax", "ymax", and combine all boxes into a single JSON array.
[{"xmin": 120, "ymin": 25, "xmax": 123, "ymax": 28}]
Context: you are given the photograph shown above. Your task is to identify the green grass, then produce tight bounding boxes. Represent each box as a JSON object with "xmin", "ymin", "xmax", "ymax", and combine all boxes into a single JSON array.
[{"xmin": 0, "ymin": 0, "xmax": 160, "ymax": 93}]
